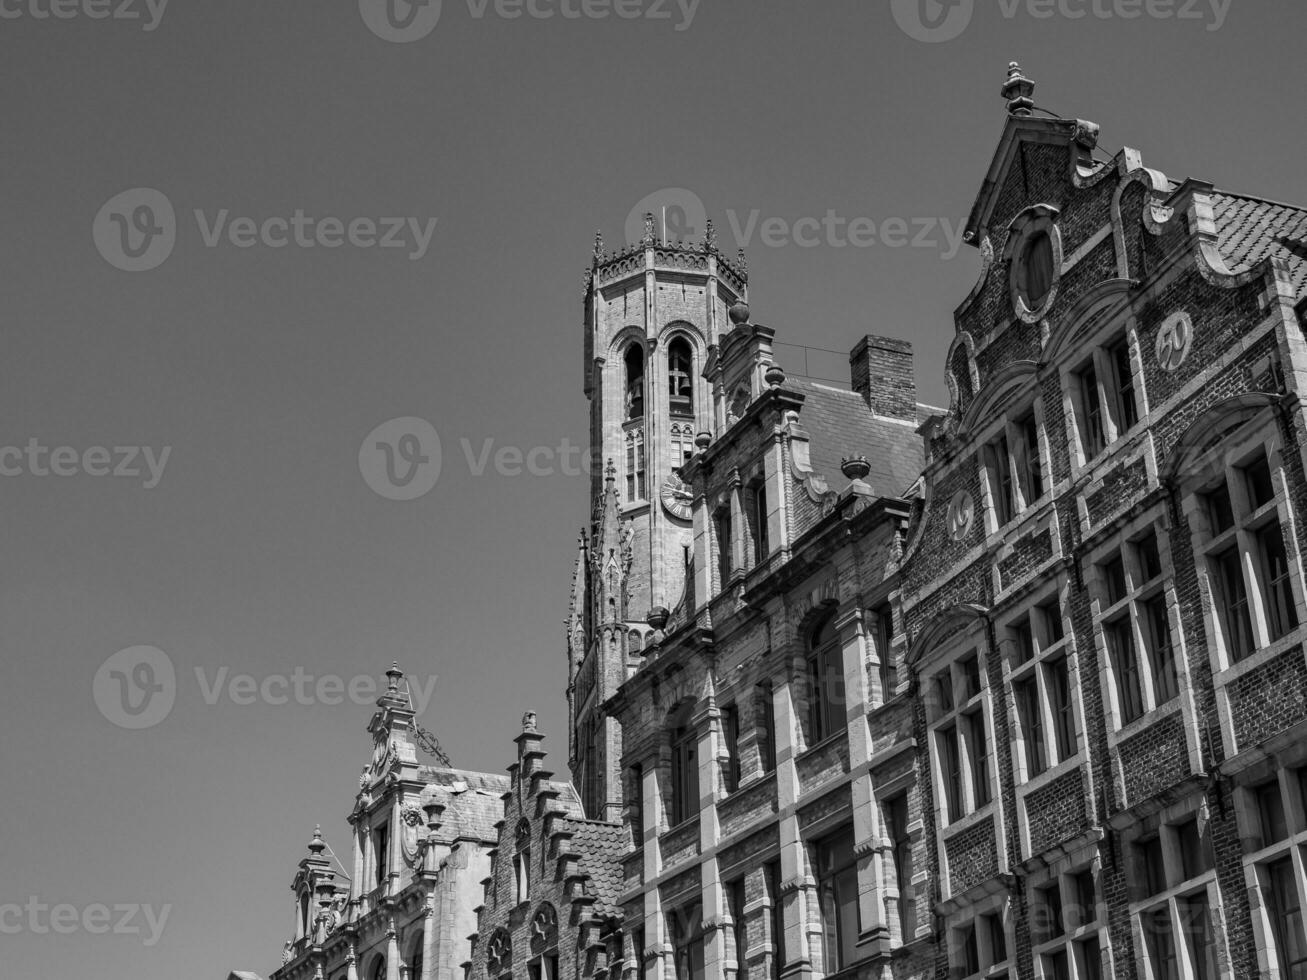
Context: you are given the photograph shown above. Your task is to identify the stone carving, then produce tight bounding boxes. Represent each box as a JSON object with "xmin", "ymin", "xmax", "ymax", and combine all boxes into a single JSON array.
[
  {"xmin": 947, "ymin": 490, "xmax": 974, "ymax": 542},
  {"xmin": 1156, "ymin": 311, "xmax": 1193, "ymax": 371}
]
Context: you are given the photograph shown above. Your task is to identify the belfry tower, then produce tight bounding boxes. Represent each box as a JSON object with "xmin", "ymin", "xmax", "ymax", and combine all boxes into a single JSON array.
[{"xmin": 565, "ymin": 213, "xmax": 748, "ymax": 820}]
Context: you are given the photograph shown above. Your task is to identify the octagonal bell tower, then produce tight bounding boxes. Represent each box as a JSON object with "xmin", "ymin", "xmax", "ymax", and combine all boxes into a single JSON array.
[{"xmin": 565, "ymin": 213, "xmax": 747, "ymax": 819}]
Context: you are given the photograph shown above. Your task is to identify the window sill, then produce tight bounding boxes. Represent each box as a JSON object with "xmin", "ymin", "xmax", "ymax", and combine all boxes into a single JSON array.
[
  {"xmin": 1016, "ymin": 751, "xmax": 1085, "ymax": 796},
  {"xmin": 941, "ymin": 801, "xmax": 997, "ymax": 840},
  {"xmin": 1106, "ymin": 697, "xmax": 1182, "ymax": 748},
  {"xmin": 1213, "ymin": 628, "xmax": 1306, "ymax": 686},
  {"xmin": 796, "ymin": 728, "xmax": 848, "ymax": 761}
]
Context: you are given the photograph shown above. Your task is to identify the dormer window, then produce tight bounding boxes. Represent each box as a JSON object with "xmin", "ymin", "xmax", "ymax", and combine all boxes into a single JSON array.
[
  {"xmin": 668, "ymin": 337, "xmax": 694, "ymax": 416},
  {"xmin": 625, "ymin": 343, "xmax": 645, "ymax": 420}
]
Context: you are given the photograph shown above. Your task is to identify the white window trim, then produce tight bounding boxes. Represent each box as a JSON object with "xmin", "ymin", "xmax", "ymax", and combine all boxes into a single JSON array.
[
  {"xmin": 1084, "ymin": 512, "xmax": 1190, "ymax": 743},
  {"xmin": 1059, "ymin": 316, "xmax": 1144, "ymax": 475},
  {"xmin": 1025, "ymin": 846, "xmax": 1112, "ymax": 980},
  {"xmin": 1124, "ymin": 799, "xmax": 1227, "ymax": 980},
  {"xmin": 977, "ymin": 396, "xmax": 1051, "ymax": 538},
  {"xmin": 945, "ymin": 892, "xmax": 1013, "ymax": 980}
]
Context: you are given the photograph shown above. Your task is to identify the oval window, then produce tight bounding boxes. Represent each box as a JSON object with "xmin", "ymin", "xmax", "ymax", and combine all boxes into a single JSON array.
[{"xmin": 1018, "ymin": 231, "xmax": 1055, "ymax": 309}]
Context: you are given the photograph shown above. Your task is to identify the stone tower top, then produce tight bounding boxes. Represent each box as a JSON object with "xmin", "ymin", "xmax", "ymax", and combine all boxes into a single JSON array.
[{"xmin": 1003, "ymin": 61, "xmax": 1035, "ymax": 117}]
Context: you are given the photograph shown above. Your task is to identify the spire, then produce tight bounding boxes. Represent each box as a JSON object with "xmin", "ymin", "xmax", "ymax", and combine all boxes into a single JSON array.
[
  {"xmin": 642, "ymin": 212, "xmax": 657, "ymax": 247},
  {"xmin": 1003, "ymin": 61, "xmax": 1035, "ymax": 117},
  {"xmin": 593, "ymin": 230, "xmax": 604, "ymax": 261},
  {"xmin": 703, "ymin": 218, "xmax": 717, "ymax": 254}
]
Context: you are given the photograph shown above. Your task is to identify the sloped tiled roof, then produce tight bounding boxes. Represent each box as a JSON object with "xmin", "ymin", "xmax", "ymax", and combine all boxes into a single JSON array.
[
  {"xmin": 789, "ymin": 378, "xmax": 925, "ymax": 499},
  {"xmin": 560, "ymin": 818, "xmax": 628, "ymax": 918},
  {"xmin": 1212, "ymin": 192, "xmax": 1307, "ymax": 299}
]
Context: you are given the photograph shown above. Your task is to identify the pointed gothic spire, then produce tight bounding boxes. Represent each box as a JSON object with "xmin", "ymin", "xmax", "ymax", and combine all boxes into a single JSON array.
[
  {"xmin": 703, "ymin": 218, "xmax": 717, "ymax": 254},
  {"xmin": 593, "ymin": 230, "xmax": 604, "ymax": 260},
  {"xmin": 642, "ymin": 212, "xmax": 657, "ymax": 247}
]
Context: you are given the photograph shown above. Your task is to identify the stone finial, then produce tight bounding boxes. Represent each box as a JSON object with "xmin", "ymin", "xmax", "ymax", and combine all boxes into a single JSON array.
[
  {"xmin": 605, "ymin": 458, "xmax": 617, "ymax": 483},
  {"xmin": 703, "ymin": 219, "xmax": 717, "ymax": 253},
  {"xmin": 765, "ymin": 363, "xmax": 786, "ymax": 387},
  {"xmin": 521, "ymin": 710, "xmax": 538, "ymax": 733},
  {"xmin": 308, "ymin": 824, "xmax": 326, "ymax": 856},
  {"xmin": 736, "ymin": 248, "xmax": 748, "ymax": 273},
  {"xmin": 728, "ymin": 301, "xmax": 751, "ymax": 327},
  {"xmin": 593, "ymin": 230, "xmax": 604, "ymax": 259},
  {"xmin": 841, "ymin": 456, "xmax": 872, "ymax": 481},
  {"xmin": 694, "ymin": 431, "xmax": 712, "ymax": 451},
  {"xmin": 1003, "ymin": 61, "xmax": 1035, "ymax": 117},
  {"xmin": 642, "ymin": 212, "xmax": 657, "ymax": 247},
  {"xmin": 647, "ymin": 606, "xmax": 670, "ymax": 632}
]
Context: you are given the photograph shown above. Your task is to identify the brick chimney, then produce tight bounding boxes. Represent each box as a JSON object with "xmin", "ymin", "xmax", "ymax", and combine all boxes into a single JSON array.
[{"xmin": 850, "ymin": 335, "xmax": 916, "ymax": 421}]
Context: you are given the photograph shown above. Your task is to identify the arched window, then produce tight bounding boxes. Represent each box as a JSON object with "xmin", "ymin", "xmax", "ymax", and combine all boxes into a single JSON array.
[
  {"xmin": 807, "ymin": 614, "xmax": 846, "ymax": 742},
  {"xmin": 370, "ymin": 957, "xmax": 387, "ymax": 980},
  {"xmin": 714, "ymin": 505, "xmax": 733, "ymax": 587},
  {"xmin": 671, "ymin": 424, "xmax": 694, "ymax": 466},
  {"xmin": 514, "ymin": 819, "xmax": 531, "ymax": 904},
  {"xmin": 625, "ymin": 343, "xmax": 645, "ymax": 420},
  {"xmin": 668, "ymin": 338, "xmax": 694, "ymax": 416},
  {"xmin": 299, "ymin": 891, "xmax": 310, "ymax": 938},
  {"xmin": 408, "ymin": 941, "xmax": 425, "ymax": 980},
  {"xmin": 747, "ymin": 479, "xmax": 769, "ymax": 565}
]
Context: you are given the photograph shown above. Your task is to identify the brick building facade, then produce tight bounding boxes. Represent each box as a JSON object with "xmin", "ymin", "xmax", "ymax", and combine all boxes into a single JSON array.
[{"xmin": 235, "ymin": 63, "xmax": 1307, "ymax": 980}]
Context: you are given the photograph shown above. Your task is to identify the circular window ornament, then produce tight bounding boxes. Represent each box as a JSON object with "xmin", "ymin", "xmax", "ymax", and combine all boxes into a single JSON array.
[
  {"xmin": 946, "ymin": 490, "xmax": 974, "ymax": 542},
  {"xmin": 1156, "ymin": 311, "xmax": 1194, "ymax": 372},
  {"xmin": 1006, "ymin": 207, "xmax": 1063, "ymax": 323}
]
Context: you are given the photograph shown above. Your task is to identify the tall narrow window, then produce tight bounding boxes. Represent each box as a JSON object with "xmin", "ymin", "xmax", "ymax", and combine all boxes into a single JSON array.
[
  {"xmin": 765, "ymin": 862, "xmax": 785, "ymax": 980},
  {"xmin": 1109, "ymin": 336, "xmax": 1138, "ymax": 432},
  {"xmin": 940, "ymin": 723, "xmax": 963, "ymax": 823},
  {"xmin": 715, "ymin": 507, "xmax": 733, "ymax": 587},
  {"xmin": 670, "ymin": 725, "xmax": 699, "ymax": 826},
  {"xmin": 625, "ymin": 343, "xmax": 645, "ymax": 420},
  {"xmin": 816, "ymin": 828, "xmax": 859, "ymax": 972},
  {"xmin": 807, "ymin": 616, "xmax": 845, "ymax": 743},
  {"xmin": 966, "ymin": 710, "xmax": 991, "ymax": 807},
  {"xmin": 514, "ymin": 820, "xmax": 531, "ymax": 904},
  {"xmin": 373, "ymin": 822, "xmax": 389, "ymax": 889},
  {"xmin": 1106, "ymin": 617, "xmax": 1145, "ymax": 723},
  {"xmin": 1078, "ymin": 361, "xmax": 1105, "ymax": 458},
  {"xmin": 728, "ymin": 878, "xmax": 747, "ymax": 969},
  {"xmin": 668, "ymin": 338, "xmax": 694, "ymax": 416},
  {"xmin": 626, "ymin": 429, "xmax": 647, "ymax": 503},
  {"xmin": 1213, "ymin": 545, "xmax": 1254, "ymax": 662},
  {"xmin": 1266, "ymin": 857, "xmax": 1307, "ymax": 979},
  {"xmin": 755, "ymin": 684, "xmax": 777, "ymax": 774},
  {"xmin": 873, "ymin": 603, "xmax": 895, "ymax": 699},
  {"xmin": 721, "ymin": 703, "xmax": 741, "ymax": 794},
  {"xmin": 1016, "ymin": 676, "xmax": 1047, "ymax": 777},
  {"xmin": 986, "ymin": 432, "xmax": 1014, "ymax": 526},
  {"xmin": 670, "ymin": 903, "xmax": 705, "ymax": 980},
  {"xmin": 1016, "ymin": 410, "xmax": 1044, "ymax": 503},
  {"xmin": 885, "ymin": 794, "xmax": 915, "ymax": 942},
  {"xmin": 748, "ymin": 481, "xmax": 769, "ymax": 565},
  {"xmin": 1258, "ymin": 521, "xmax": 1299, "ymax": 640},
  {"xmin": 1046, "ymin": 657, "xmax": 1076, "ymax": 762}
]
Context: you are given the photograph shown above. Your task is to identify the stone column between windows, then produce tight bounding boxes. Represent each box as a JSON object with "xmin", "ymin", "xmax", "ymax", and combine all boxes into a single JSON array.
[
  {"xmin": 643, "ymin": 761, "xmax": 668, "ymax": 980},
  {"xmin": 833, "ymin": 601, "xmax": 888, "ymax": 948},
  {"xmin": 363, "ymin": 820, "xmax": 375, "ymax": 911},
  {"xmin": 763, "ymin": 434, "xmax": 787, "ymax": 559},
  {"xmin": 388, "ymin": 802, "xmax": 402, "ymax": 898},
  {"xmin": 693, "ymin": 491, "xmax": 711, "ymax": 615},
  {"xmin": 386, "ymin": 916, "xmax": 401, "ymax": 980},
  {"xmin": 697, "ymin": 690, "xmax": 727, "ymax": 980},
  {"xmin": 353, "ymin": 820, "xmax": 366, "ymax": 910},
  {"xmin": 729, "ymin": 476, "xmax": 745, "ymax": 577},
  {"xmin": 419, "ymin": 900, "xmax": 435, "ymax": 980},
  {"xmin": 770, "ymin": 641, "xmax": 813, "ymax": 980}
]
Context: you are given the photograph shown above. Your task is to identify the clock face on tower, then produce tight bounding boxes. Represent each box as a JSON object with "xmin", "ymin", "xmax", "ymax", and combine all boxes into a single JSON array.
[{"xmin": 660, "ymin": 474, "xmax": 693, "ymax": 521}]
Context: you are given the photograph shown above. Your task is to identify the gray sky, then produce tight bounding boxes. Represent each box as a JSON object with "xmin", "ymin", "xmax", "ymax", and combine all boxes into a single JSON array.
[{"xmin": 0, "ymin": 0, "xmax": 1301, "ymax": 977}]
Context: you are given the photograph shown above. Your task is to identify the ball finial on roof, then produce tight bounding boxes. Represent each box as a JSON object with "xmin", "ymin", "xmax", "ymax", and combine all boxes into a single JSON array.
[{"xmin": 728, "ymin": 301, "xmax": 751, "ymax": 326}]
